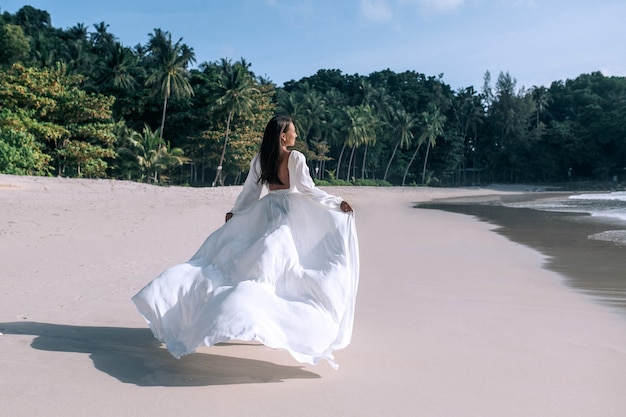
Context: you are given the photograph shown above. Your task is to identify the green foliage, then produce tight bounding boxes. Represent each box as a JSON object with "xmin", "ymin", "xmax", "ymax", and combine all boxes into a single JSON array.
[
  {"xmin": 0, "ymin": 5, "xmax": 625, "ymax": 187},
  {"xmin": 352, "ymin": 179, "xmax": 392, "ymax": 186},
  {"xmin": 126, "ymin": 125, "xmax": 189, "ymax": 183},
  {"xmin": 144, "ymin": 28, "xmax": 195, "ymax": 142},
  {"xmin": 207, "ymin": 58, "xmax": 265, "ymax": 186},
  {"xmin": 0, "ymin": 63, "xmax": 116, "ymax": 177},
  {"xmin": 315, "ymin": 178, "xmax": 391, "ymax": 187},
  {"xmin": 0, "ymin": 124, "xmax": 52, "ymax": 175},
  {"xmin": 0, "ymin": 23, "xmax": 30, "ymax": 64},
  {"xmin": 315, "ymin": 179, "xmax": 352, "ymax": 186}
]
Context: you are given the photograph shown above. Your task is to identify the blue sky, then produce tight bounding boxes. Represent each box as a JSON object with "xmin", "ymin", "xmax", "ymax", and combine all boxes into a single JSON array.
[{"xmin": 2, "ymin": 0, "xmax": 624, "ymax": 90}]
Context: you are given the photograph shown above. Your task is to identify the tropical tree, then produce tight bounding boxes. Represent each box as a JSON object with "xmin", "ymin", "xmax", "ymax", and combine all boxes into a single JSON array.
[
  {"xmin": 275, "ymin": 88, "xmax": 300, "ymax": 116},
  {"xmin": 12, "ymin": 5, "xmax": 52, "ymax": 37},
  {"xmin": 298, "ymin": 85, "xmax": 327, "ymax": 142},
  {"xmin": 90, "ymin": 22, "xmax": 115, "ymax": 55},
  {"xmin": 383, "ymin": 105, "xmax": 418, "ymax": 181},
  {"xmin": 0, "ymin": 23, "xmax": 31, "ymax": 64},
  {"xmin": 56, "ymin": 139, "xmax": 116, "ymax": 177},
  {"xmin": 210, "ymin": 58, "xmax": 258, "ymax": 186},
  {"xmin": 0, "ymin": 118, "xmax": 52, "ymax": 175},
  {"xmin": 0, "ymin": 63, "xmax": 117, "ymax": 177},
  {"xmin": 453, "ymin": 87, "xmax": 484, "ymax": 184},
  {"xmin": 145, "ymin": 29, "xmax": 195, "ymax": 139},
  {"xmin": 530, "ymin": 85, "xmax": 551, "ymax": 128},
  {"xmin": 402, "ymin": 106, "xmax": 445, "ymax": 185},
  {"xmin": 320, "ymin": 88, "xmax": 348, "ymax": 179},
  {"xmin": 487, "ymin": 72, "xmax": 534, "ymax": 182},
  {"xmin": 128, "ymin": 125, "xmax": 188, "ymax": 183},
  {"xmin": 61, "ymin": 23, "xmax": 94, "ymax": 77},
  {"xmin": 420, "ymin": 106, "xmax": 446, "ymax": 184},
  {"xmin": 344, "ymin": 104, "xmax": 376, "ymax": 180},
  {"xmin": 97, "ymin": 42, "xmax": 139, "ymax": 90}
]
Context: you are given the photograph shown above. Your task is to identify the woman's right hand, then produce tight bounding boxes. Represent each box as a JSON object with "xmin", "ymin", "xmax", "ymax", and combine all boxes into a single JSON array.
[{"xmin": 340, "ymin": 201, "xmax": 353, "ymax": 213}]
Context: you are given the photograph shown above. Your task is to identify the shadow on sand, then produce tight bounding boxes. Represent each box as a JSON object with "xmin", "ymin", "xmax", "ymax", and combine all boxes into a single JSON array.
[{"xmin": 0, "ymin": 321, "xmax": 320, "ymax": 386}]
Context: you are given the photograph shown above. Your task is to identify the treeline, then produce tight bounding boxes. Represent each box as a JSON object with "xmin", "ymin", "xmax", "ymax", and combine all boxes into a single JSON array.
[{"xmin": 1, "ymin": 5, "xmax": 625, "ymax": 186}]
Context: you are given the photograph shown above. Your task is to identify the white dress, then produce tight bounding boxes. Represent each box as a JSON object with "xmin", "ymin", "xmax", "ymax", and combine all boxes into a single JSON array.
[{"xmin": 132, "ymin": 151, "xmax": 359, "ymax": 368}]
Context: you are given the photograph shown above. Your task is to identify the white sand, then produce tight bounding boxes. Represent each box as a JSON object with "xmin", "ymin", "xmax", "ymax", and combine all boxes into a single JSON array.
[{"xmin": 1, "ymin": 174, "xmax": 625, "ymax": 417}]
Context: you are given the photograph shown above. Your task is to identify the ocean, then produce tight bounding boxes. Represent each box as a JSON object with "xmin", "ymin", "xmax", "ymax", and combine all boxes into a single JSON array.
[
  {"xmin": 504, "ymin": 191, "xmax": 626, "ymax": 245},
  {"xmin": 417, "ymin": 190, "xmax": 626, "ymax": 317}
]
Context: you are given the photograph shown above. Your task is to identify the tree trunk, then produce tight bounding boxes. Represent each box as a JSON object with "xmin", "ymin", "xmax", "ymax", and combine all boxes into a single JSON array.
[
  {"xmin": 346, "ymin": 146, "xmax": 356, "ymax": 181},
  {"xmin": 383, "ymin": 140, "xmax": 400, "ymax": 181},
  {"xmin": 212, "ymin": 110, "xmax": 234, "ymax": 187},
  {"xmin": 361, "ymin": 143, "xmax": 369, "ymax": 179},
  {"xmin": 402, "ymin": 143, "xmax": 422, "ymax": 186},
  {"xmin": 159, "ymin": 92, "xmax": 169, "ymax": 140},
  {"xmin": 336, "ymin": 142, "xmax": 347, "ymax": 180},
  {"xmin": 421, "ymin": 144, "xmax": 431, "ymax": 184}
]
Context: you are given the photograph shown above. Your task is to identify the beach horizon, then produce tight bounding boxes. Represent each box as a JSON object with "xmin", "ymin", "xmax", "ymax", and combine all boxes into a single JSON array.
[{"xmin": 1, "ymin": 174, "xmax": 625, "ymax": 417}]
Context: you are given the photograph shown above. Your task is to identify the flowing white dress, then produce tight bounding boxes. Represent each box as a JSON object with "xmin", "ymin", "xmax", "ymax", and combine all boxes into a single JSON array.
[{"xmin": 132, "ymin": 150, "xmax": 359, "ymax": 368}]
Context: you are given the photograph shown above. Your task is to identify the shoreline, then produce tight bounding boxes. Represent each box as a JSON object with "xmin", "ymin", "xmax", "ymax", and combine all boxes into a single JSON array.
[
  {"xmin": 1, "ymin": 175, "xmax": 625, "ymax": 417},
  {"xmin": 417, "ymin": 192, "xmax": 626, "ymax": 317}
]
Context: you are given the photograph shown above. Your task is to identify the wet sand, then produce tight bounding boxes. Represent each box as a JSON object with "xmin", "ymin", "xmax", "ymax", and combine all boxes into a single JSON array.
[{"xmin": 418, "ymin": 193, "xmax": 626, "ymax": 316}]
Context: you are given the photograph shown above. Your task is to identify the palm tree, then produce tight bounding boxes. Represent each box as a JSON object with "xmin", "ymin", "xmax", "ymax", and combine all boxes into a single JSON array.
[
  {"xmin": 455, "ymin": 88, "xmax": 484, "ymax": 184},
  {"xmin": 129, "ymin": 125, "xmax": 188, "ymax": 183},
  {"xmin": 383, "ymin": 106, "xmax": 418, "ymax": 182},
  {"xmin": 420, "ymin": 107, "xmax": 446, "ymax": 184},
  {"xmin": 344, "ymin": 105, "xmax": 376, "ymax": 180},
  {"xmin": 90, "ymin": 22, "xmax": 115, "ymax": 55},
  {"xmin": 309, "ymin": 141, "xmax": 332, "ymax": 180},
  {"xmin": 322, "ymin": 89, "xmax": 348, "ymax": 179},
  {"xmin": 128, "ymin": 125, "xmax": 162, "ymax": 182},
  {"xmin": 98, "ymin": 42, "xmax": 138, "ymax": 90},
  {"xmin": 145, "ymin": 29, "xmax": 195, "ymax": 139},
  {"xmin": 402, "ymin": 106, "xmax": 445, "ymax": 186},
  {"xmin": 210, "ymin": 58, "xmax": 258, "ymax": 186},
  {"xmin": 299, "ymin": 85, "xmax": 326, "ymax": 142},
  {"xmin": 276, "ymin": 88, "xmax": 299, "ymax": 116},
  {"xmin": 531, "ymin": 85, "xmax": 551, "ymax": 128}
]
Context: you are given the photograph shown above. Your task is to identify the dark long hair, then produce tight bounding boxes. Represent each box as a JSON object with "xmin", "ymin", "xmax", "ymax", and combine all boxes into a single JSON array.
[{"xmin": 258, "ymin": 115, "xmax": 292, "ymax": 185}]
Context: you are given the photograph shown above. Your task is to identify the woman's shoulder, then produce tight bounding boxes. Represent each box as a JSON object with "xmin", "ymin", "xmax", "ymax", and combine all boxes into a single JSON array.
[{"xmin": 289, "ymin": 150, "xmax": 305, "ymax": 162}]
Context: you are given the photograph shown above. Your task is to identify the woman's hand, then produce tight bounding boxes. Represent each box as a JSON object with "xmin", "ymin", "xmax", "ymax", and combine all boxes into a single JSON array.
[
  {"xmin": 225, "ymin": 212, "xmax": 233, "ymax": 222},
  {"xmin": 340, "ymin": 201, "xmax": 353, "ymax": 213}
]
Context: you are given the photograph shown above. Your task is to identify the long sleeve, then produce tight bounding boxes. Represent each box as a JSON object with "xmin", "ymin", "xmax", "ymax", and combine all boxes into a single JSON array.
[
  {"xmin": 229, "ymin": 154, "xmax": 264, "ymax": 213},
  {"xmin": 291, "ymin": 151, "xmax": 343, "ymax": 208}
]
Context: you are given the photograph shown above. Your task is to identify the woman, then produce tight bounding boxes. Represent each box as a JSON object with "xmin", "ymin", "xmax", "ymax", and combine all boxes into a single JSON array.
[{"xmin": 132, "ymin": 115, "xmax": 359, "ymax": 368}]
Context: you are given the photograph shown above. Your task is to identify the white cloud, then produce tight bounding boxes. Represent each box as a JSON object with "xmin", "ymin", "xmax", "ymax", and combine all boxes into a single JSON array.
[
  {"xmin": 423, "ymin": 0, "xmax": 465, "ymax": 12},
  {"xmin": 399, "ymin": 0, "xmax": 466, "ymax": 14},
  {"xmin": 360, "ymin": 0, "xmax": 394, "ymax": 22},
  {"xmin": 497, "ymin": 0, "xmax": 537, "ymax": 7}
]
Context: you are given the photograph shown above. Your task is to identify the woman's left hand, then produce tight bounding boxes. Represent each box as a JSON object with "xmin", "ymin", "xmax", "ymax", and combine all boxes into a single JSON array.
[{"xmin": 340, "ymin": 201, "xmax": 353, "ymax": 213}]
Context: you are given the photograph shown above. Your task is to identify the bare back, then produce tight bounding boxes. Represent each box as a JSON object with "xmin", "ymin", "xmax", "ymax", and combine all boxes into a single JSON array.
[{"xmin": 268, "ymin": 151, "xmax": 291, "ymax": 191}]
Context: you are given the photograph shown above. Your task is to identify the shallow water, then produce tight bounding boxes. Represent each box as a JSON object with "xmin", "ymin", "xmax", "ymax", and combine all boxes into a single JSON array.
[
  {"xmin": 417, "ymin": 192, "xmax": 626, "ymax": 318},
  {"xmin": 505, "ymin": 191, "xmax": 626, "ymax": 244}
]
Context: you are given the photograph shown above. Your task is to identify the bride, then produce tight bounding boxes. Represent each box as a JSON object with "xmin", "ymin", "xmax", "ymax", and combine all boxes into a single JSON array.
[{"xmin": 132, "ymin": 115, "xmax": 359, "ymax": 368}]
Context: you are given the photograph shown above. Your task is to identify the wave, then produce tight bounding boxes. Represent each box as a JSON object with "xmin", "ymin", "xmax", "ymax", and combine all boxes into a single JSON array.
[
  {"xmin": 504, "ymin": 192, "xmax": 626, "ymax": 234},
  {"xmin": 569, "ymin": 191, "xmax": 626, "ymax": 202}
]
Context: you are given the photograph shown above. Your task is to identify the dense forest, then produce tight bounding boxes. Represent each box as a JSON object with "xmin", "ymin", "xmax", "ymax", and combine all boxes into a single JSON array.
[{"xmin": 1, "ymin": 5, "xmax": 625, "ymax": 187}]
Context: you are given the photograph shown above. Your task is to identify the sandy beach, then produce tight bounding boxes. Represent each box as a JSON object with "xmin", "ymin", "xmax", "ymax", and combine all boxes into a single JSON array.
[{"xmin": 1, "ymin": 174, "xmax": 625, "ymax": 417}]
